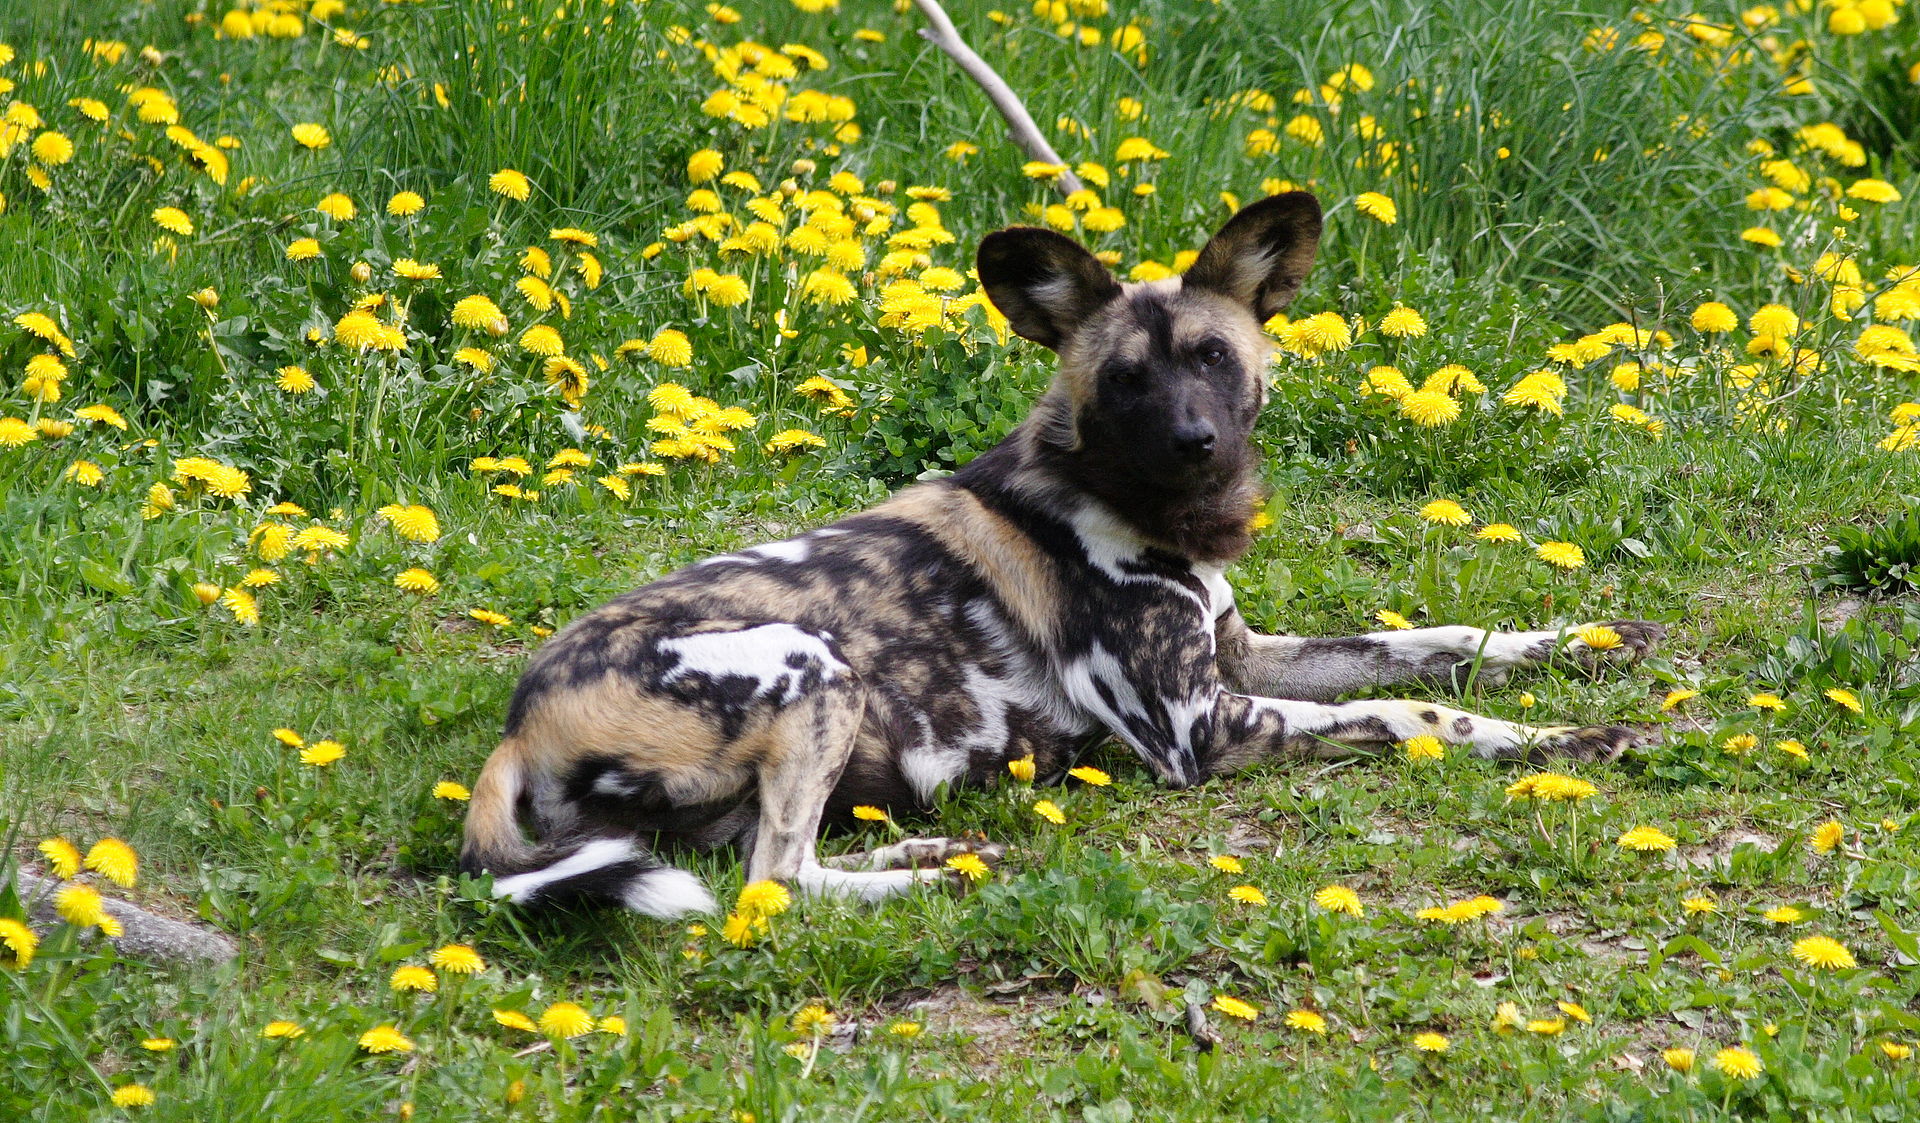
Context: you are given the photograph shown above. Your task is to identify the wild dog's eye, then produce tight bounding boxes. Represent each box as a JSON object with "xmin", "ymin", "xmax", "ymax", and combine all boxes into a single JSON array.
[
  {"xmin": 1199, "ymin": 347, "xmax": 1228, "ymax": 368},
  {"xmin": 1106, "ymin": 364, "xmax": 1146, "ymax": 390}
]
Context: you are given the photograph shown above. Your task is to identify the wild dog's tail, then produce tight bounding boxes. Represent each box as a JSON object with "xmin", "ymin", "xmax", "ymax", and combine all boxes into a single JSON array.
[{"xmin": 458, "ymin": 739, "xmax": 718, "ymax": 918}]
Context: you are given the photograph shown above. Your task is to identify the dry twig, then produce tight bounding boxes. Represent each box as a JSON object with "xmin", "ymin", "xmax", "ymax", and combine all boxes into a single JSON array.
[{"xmin": 910, "ymin": 0, "xmax": 1084, "ymax": 195}]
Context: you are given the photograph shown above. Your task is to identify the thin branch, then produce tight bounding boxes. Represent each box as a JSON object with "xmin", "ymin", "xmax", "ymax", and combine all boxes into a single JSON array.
[{"xmin": 910, "ymin": 0, "xmax": 1083, "ymax": 196}]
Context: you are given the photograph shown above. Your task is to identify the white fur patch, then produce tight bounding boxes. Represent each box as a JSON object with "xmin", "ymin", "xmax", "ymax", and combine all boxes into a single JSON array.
[
  {"xmin": 794, "ymin": 860, "xmax": 942, "ymax": 903},
  {"xmin": 622, "ymin": 867, "xmax": 718, "ymax": 918},
  {"xmin": 745, "ymin": 538, "xmax": 812, "ymax": 564},
  {"xmin": 900, "ymin": 743, "xmax": 969, "ymax": 801},
  {"xmin": 693, "ymin": 536, "xmax": 812, "ymax": 568},
  {"xmin": 1194, "ymin": 563, "xmax": 1234, "ymax": 621},
  {"xmin": 492, "ymin": 838, "xmax": 635, "ymax": 903},
  {"xmin": 1067, "ymin": 503, "xmax": 1211, "ymax": 615},
  {"xmin": 593, "ymin": 771, "xmax": 641, "ymax": 796},
  {"xmin": 657, "ymin": 623, "xmax": 848, "ymax": 705}
]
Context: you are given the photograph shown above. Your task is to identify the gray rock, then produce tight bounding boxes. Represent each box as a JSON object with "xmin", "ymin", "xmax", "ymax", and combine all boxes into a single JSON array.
[{"xmin": 14, "ymin": 872, "xmax": 237, "ymax": 966}]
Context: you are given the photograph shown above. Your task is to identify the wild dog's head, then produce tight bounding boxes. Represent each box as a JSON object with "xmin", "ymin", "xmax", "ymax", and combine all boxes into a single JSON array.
[{"xmin": 977, "ymin": 192, "xmax": 1322, "ymax": 560}]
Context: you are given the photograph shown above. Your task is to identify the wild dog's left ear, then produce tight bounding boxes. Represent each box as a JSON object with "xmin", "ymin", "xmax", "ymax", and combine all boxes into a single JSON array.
[{"xmin": 1184, "ymin": 191, "xmax": 1322, "ymax": 320}]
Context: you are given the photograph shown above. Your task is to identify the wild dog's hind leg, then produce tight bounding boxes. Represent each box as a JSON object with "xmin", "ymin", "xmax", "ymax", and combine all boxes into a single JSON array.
[
  {"xmin": 1215, "ymin": 612, "xmax": 1664, "ymax": 702},
  {"xmin": 1203, "ymin": 694, "xmax": 1649, "ymax": 775},
  {"xmin": 744, "ymin": 683, "xmax": 949, "ymax": 903}
]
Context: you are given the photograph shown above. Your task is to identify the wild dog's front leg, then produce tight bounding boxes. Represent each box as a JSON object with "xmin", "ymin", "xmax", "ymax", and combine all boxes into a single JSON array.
[
  {"xmin": 1214, "ymin": 611, "xmax": 1664, "ymax": 701},
  {"xmin": 1200, "ymin": 692, "xmax": 1647, "ymax": 775}
]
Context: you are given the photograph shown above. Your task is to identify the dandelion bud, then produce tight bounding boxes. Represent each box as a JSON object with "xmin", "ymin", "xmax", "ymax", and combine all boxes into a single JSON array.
[
  {"xmin": 350, "ymin": 260, "xmax": 372, "ymax": 283},
  {"xmin": 778, "ymin": 178, "xmax": 799, "ymax": 196},
  {"xmin": 790, "ymin": 158, "xmax": 817, "ymax": 175},
  {"xmin": 486, "ymin": 316, "xmax": 509, "ymax": 337},
  {"xmin": 191, "ymin": 287, "xmax": 219, "ymax": 309},
  {"xmin": 875, "ymin": 179, "xmax": 897, "ymax": 194}
]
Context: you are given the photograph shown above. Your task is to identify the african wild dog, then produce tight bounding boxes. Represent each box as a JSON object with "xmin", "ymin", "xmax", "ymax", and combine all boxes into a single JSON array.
[{"xmin": 459, "ymin": 192, "xmax": 1662, "ymax": 917}]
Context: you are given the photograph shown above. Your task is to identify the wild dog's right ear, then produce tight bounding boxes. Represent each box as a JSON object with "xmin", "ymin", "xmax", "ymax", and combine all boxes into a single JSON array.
[
  {"xmin": 977, "ymin": 227, "xmax": 1121, "ymax": 351},
  {"xmin": 1184, "ymin": 191, "xmax": 1322, "ymax": 320}
]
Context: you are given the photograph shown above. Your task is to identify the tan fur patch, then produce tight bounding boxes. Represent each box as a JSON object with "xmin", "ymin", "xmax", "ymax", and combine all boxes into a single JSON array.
[
  {"xmin": 521, "ymin": 679, "xmax": 758, "ymax": 805},
  {"xmin": 869, "ymin": 484, "xmax": 1063, "ymax": 646}
]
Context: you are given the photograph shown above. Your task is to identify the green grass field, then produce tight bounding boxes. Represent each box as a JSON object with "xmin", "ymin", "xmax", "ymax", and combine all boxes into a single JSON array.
[{"xmin": 4, "ymin": 0, "xmax": 1920, "ymax": 1117}]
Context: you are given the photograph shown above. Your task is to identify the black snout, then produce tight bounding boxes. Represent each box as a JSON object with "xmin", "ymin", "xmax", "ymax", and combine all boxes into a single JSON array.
[{"xmin": 1172, "ymin": 418, "xmax": 1217, "ymax": 463}]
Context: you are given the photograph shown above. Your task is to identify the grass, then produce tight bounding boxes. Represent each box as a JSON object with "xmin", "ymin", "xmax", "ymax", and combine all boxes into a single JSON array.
[{"xmin": 4, "ymin": 0, "xmax": 1920, "ymax": 1118}]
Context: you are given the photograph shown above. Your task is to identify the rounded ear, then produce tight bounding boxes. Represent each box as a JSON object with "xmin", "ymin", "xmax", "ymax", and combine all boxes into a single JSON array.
[
  {"xmin": 1183, "ymin": 192, "xmax": 1322, "ymax": 320},
  {"xmin": 976, "ymin": 227, "xmax": 1122, "ymax": 351}
]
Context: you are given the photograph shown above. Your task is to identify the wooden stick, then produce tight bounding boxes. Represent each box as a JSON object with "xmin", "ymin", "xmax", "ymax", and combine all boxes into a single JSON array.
[{"xmin": 910, "ymin": 0, "xmax": 1084, "ymax": 195}]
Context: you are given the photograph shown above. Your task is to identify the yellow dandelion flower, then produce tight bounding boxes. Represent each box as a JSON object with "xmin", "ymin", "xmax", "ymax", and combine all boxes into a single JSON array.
[
  {"xmin": 358, "ymin": 1024, "xmax": 414, "ymax": 1054},
  {"xmin": 1354, "ymin": 191, "xmax": 1397, "ymax": 224},
  {"xmin": 299, "ymin": 740, "xmax": 344, "ymax": 767},
  {"xmin": 39, "ymin": 837, "xmax": 82, "ymax": 879},
  {"xmin": 1419, "ymin": 499, "xmax": 1470, "ymax": 526},
  {"xmin": 394, "ymin": 568, "xmax": 439, "ymax": 595},
  {"xmin": 151, "ymin": 206, "xmax": 193, "ymax": 235},
  {"xmin": 1228, "ymin": 884, "xmax": 1268, "ymax": 906},
  {"xmin": 493, "ymin": 1009, "xmax": 537, "ymax": 1032},
  {"xmin": 1375, "ymin": 610, "xmax": 1414, "ymax": 630},
  {"xmin": 1791, "ymin": 935, "xmax": 1855, "ymax": 969},
  {"xmin": 290, "ymin": 122, "xmax": 331, "ymax": 149},
  {"xmin": 1824, "ymin": 687, "xmax": 1863, "ymax": 715},
  {"xmin": 648, "ymin": 329, "xmax": 694, "ymax": 367},
  {"xmin": 1713, "ymin": 1047, "xmax": 1762, "ymax": 1079},
  {"xmin": 851, "ymin": 805, "xmax": 889, "ymax": 822},
  {"xmin": 1313, "ymin": 885, "xmax": 1363, "ymax": 916},
  {"xmin": 1210, "ymin": 994, "xmax": 1259, "ymax": 1021},
  {"xmin": 1748, "ymin": 692, "xmax": 1786, "ymax": 712},
  {"xmin": 1412, "ymin": 1032, "xmax": 1449, "ymax": 1052},
  {"xmin": 489, "ymin": 168, "xmax": 532, "ymax": 201},
  {"xmin": 1475, "ymin": 523, "xmax": 1521, "ymax": 543},
  {"xmin": 1032, "ymin": 800, "xmax": 1066, "ymax": 824},
  {"xmin": 1535, "ymin": 541, "xmax": 1585, "ymax": 569},
  {"xmin": 1722, "ymin": 733, "xmax": 1758, "ymax": 756},
  {"xmin": 390, "ymin": 965, "xmax": 438, "ymax": 992},
  {"xmin": 1, "ymin": 918, "xmax": 39, "ymax": 969},
  {"xmin": 1574, "ymin": 624, "xmax": 1622, "ymax": 650},
  {"xmin": 315, "ymin": 193, "xmax": 355, "ymax": 221},
  {"xmin": 1379, "ymin": 306, "xmax": 1427, "ymax": 337},
  {"xmin": 388, "ymin": 191, "xmax": 424, "ymax": 216},
  {"xmin": 110, "ymin": 1085, "xmax": 156, "ymax": 1108},
  {"xmin": 1810, "ymin": 820, "xmax": 1843, "ymax": 854},
  {"xmin": 1402, "ymin": 735, "xmax": 1444, "ymax": 761},
  {"xmin": 791, "ymin": 1004, "xmax": 836, "ymax": 1035},
  {"xmin": 1068, "ymin": 765, "xmax": 1111, "ymax": 786},
  {"xmin": 83, "ymin": 839, "xmax": 138, "ymax": 888},
  {"xmin": 1618, "ymin": 826, "xmax": 1677, "ymax": 852},
  {"xmin": 55, "ymin": 884, "xmax": 112, "ymax": 930},
  {"xmin": 1763, "ymin": 905, "xmax": 1804, "ymax": 923},
  {"xmin": 1399, "ymin": 390, "xmax": 1460, "ymax": 426},
  {"xmin": 431, "ymin": 781, "xmax": 471, "ymax": 802},
  {"xmin": 1285, "ymin": 1009, "xmax": 1328, "ymax": 1034},
  {"xmin": 539, "ymin": 1002, "xmax": 594, "ymax": 1038},
  {"xmin": 736, "ymin": 880, "xmax": 792, "ymax": 919},
  {"xmin": 946, "ymin": 852, "xmax": 990, "ymax": 882}
]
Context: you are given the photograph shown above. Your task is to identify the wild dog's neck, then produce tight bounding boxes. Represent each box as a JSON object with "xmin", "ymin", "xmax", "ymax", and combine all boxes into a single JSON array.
[{"xmin": 952, "ymin": 394, "xmax": 1260, "ymax": 566}]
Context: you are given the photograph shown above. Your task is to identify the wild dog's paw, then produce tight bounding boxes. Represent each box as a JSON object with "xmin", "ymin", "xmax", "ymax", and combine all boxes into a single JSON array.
[
  {"xmin": 1531, "ymin": 723, "xmax": 1655, "ymax": 763},
  {"xmin": 880, "ymin": 836, "xmax": 1007, "ymax": 870},
  {"xmin": 1565, "ymin": 620, "xmax": 1665, "ymax": 664},
  {"xmin": 931, "ymin": 838, "xmax": 1007, "ymax": 891}
]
